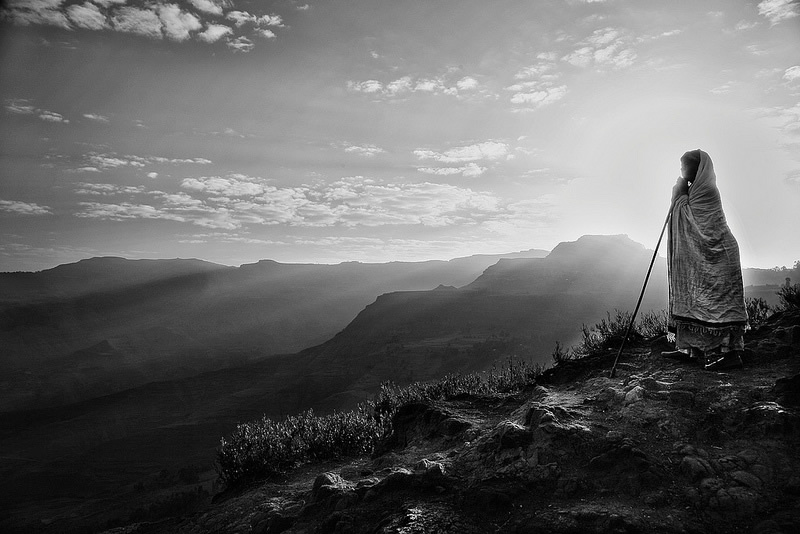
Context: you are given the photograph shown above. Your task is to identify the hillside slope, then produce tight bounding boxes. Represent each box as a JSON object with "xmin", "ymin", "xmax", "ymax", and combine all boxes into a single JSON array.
[
  {"xmin": 0, "ymin": 250, "xmax": 547, "ymax": 413},
  {"xmin": 139, "ymin": 308, "xmax": 800, "ymax": 534}
]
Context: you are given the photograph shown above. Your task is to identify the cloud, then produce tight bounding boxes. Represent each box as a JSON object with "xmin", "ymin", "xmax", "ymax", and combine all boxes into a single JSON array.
[
  {"xmin": 83, "ymin": 113, "xmax": 109, "ymax": 122},
  {"xmin": 255, "ymin": 28, "xmax": 276, "ymax": 39},
  {"xmin": 757, "ymin": 0, "xmax": 799, "ymax": 25},
  {"xmin": 417, "ymin": 162, "xmax": 486, "ymax": 177},
  {"xmin": 4, "ymin": 0, "xmax": 72, "ymax": 29},
  {"xmin": 348, "ymin": 72, "xmax": 489, "ymax": 101},
  {"xmin": 197, "ymin": 23, "xmax": 233, "ymax": 43},
  {"xmin": 39, "ymin": 110, "xmax": 69, "ymax": 123},
  {"xmin": 0, "ymin": 199, "xmax": 52, "ymax": 216},
  {"xmin": 71, "ymin": 173, "xmax": 510, "ymax": 230},
  {"xmin": 563, "ymin": 47, "xmax": 593, "ymax": 68},
  {"xmin": 93, "ymin": 0, "xmax": 126, "ymax": 7},
  {"xmin": 784, "ymin": 66, "xmax": 800, "ymax": 83},
  {"xmin": 226, "ymin": 10, "xmax": 283, "ymax": 27},
  {"xmin": 296, "ymin": 4, "xmax": 310, "ymax": 10},
  {"xmin": 77, "ymin": 201, "xmax": 188, "ymax": 223},
  {"xmin": 509, "ymin": 85, "xmax": 567, "ymax": 108},
  {"xmin": 343, "ymin": 143, "xmax": 386, "ymax": 157},
  {"xmin": 456, "ymin": 76, "xmax": 479, "ymax": 91},
  {"xmin": 734, "ymin": 20, "xmax": 759, "ymax": 31},
  {"xmin": 112, "ymin": 7, "xmax": 163, "ymax": 39},
  {"xmin": 710, "ymin": 83, "xmax": 733, "ymax": 95},
  {"xmin": 66, "ymin": 2, "xmax": 109, "ymax": 30},
  {"xmin": 81, "ymin": 152, "xmax": 213, "ymax": 170},
  {"xmin": 563, "ymin": 26, "xmax": 637, "ymax": 70},
  {"xmin": 227, "ymin": 35, "xmax": 254, "ymax": 52},
  {"xmin": 5, "ymin": 99, "xmax": 70, "ymax": 123},
  {"xmin": 187, "ymin": 0, "xmax": 229, "ymax": 17},
  {"xmin": 347, "ymin": 80, "xmax": 384, "ymax": 94},
  {"xmin": 74, "ymin": 182, "xmax": 146, "ymax": 195},
  {"xmin": 4, "ymin": 99, "xmax": 36, "ymax": 115},
  {"xmin": 586, "ymin": 27, "xmax": 619, "ymax": 46},
  {"xmin": 158, "ymin": 4, "xmax": 202, "ymax": 42},
  {"xmin": 414, "ymin": 141, "xmax": 510, "ymax": 164},
  {"xmin": 181, "ymin": 175, "xmax": 267, "ymax": 197},
  {"xmin": 147, "ymin": 172, "xmax": 159, "ymax": 179},
  {"xmin": 2, "ymin": 0, "xmax": 285, "ymax": 50},
  {"xmin": 507, "ymin": 59, "xmax": 568, "ymax": 111}
]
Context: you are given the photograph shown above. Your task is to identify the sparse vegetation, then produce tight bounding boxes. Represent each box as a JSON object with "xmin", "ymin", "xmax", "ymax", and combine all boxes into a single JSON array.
[
  {"xmin": 374, "ymin": 356, "xmax": 543, "ymax": 420},
  {"xmin": 746, "ymin": 297, "xmax": 772, "ymax": 328},
  {"xmin": 777, "ymin": 283, "xmax": 800, "ymax": 311},
  {"xmin": 216, "ymin": 356, "xmax": 543, "ymax": 487},
  {"xmin": 216, "ymin": 403, "xmax": 384, "ymax": 485},
  {"xmin": 558, "ymin": 309, "xmax": 668, "ymax": 360}
]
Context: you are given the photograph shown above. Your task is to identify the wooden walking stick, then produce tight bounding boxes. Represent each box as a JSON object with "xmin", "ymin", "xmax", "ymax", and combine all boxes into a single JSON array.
[{"xmin": 609, "ymin": 201, "xmax": 674, "ymax": 378}]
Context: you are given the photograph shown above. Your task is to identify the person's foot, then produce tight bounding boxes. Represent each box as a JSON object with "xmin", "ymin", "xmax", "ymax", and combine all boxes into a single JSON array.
[{"xmin": 704, "ymin": 352, "xmax": 744, "ymax": 371}]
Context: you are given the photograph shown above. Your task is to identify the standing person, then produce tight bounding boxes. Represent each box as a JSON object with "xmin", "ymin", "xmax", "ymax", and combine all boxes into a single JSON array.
[{"xmin": 661, "ymin": 149, "xmax": 747, "ymax": 370}]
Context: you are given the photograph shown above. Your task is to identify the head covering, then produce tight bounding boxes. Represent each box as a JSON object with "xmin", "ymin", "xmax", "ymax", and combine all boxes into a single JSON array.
[{"xmin": 680, "ymin": 149, "xmax": 702, "ymax": 181}]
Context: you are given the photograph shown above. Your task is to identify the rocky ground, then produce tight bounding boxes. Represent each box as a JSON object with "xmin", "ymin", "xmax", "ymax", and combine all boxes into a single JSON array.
[{"xmin": 109, "ymin": 309, "xmax": 800, "ymax": 534}]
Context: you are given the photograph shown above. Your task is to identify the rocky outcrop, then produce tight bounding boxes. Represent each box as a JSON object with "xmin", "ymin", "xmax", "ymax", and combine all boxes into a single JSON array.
[{"xmin": 130, "ymin": 309, "xmax": 800, "ymax": 534}]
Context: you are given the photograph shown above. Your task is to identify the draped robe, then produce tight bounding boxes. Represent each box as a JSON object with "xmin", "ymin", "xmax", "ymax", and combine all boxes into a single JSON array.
[{"xmin": 667, "ymin": 150, "xmax": 746, "ymax": 352}]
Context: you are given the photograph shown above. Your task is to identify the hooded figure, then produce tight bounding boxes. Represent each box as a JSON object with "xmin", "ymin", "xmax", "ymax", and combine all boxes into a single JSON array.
[{"xmin": 664, "ymin": 149, "xmax": 747, "ymax": 370}]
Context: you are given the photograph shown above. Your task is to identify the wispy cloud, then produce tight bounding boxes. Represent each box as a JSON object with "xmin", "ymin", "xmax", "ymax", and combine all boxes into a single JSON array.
[
  {"xmin": 506, "ymin": 55, "xmax": 568, "ymax": 112},
  {"xmin": 227, "ymin": 35, "xmax": 254, "ymax": 52},
  {"xmin": 0, "ymin": 199, "xmax": 52, "ymax": 216},
  {"xmin": 757, "ymin": 0, "xmax": 799, "ymax": 25},
  {"xmin": 710, "ymin": 82, "xmax": 734, "ymax": 95},
  {"xmin": 563, "ymin": 27, "xmax": 637, "ymax": 70},
  {"xmin": 4, "ymin": 98, "xmax": 36, "ymax": 115},
  {"xmin": 413, "ymin": 141, "xmax": 510, "ymax": 164},
  {"xmin": 182, "ymin": 174, "xmax": 267, "ymax": 196},
  {"xmin": 71, "ymin": 174, "xmax": 510, "ymax": 230},
  {"xmin": 38, "ymin": 110, "xmax": 69, "ymax": 123},
  {"xmin": 76, "ymin": 152, "xmax": 213, "ymax": 171},
  {"xmin": 347, "ymin": 71, "xmax": 488, "ymax": 101},
  {"xmin": 77, "ymin": 201, "xmax": 188, "ymax": 224},
  {"xmin": 5, "ymin": 98, "xmax": 69, "ymax": 123},
  {"xmin": 418, "ymin": 163, "xmax": 486, "ymax": 177},
  {"xmin": 74, "ymin": 182, "xmax": 146, "ymax": 195},
  {"xmin": 413, "ymin": 141, "xmax": 510, "ymax": 177},
  {"xmin": 342, "ymin": 143, "xmax": 386, "ymax": 157},
  {"xmin": 784, "ymin": 66, "xmax": 800, "ymax": 83},
  {"xmin": 83, "ymin": 113, "xmax": 110, "ymax": 123}
]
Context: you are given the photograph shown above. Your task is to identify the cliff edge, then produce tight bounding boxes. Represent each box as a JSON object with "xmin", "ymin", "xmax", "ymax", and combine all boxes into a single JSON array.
[{"xmin": 113, "ymin": 308, "xmax": 800, "ymax": 534}]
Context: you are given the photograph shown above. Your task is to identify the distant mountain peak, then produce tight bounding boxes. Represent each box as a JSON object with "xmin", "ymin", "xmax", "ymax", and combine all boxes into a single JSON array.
[{"xmin": 546, "ymin": 234, "xmax": 647, "ymax": 263}]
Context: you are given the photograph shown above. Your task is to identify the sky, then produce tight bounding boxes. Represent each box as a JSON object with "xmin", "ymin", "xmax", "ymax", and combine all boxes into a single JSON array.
[{"xmin": 1, "ymin": 0, "xmax": 799, "ymax": 272}]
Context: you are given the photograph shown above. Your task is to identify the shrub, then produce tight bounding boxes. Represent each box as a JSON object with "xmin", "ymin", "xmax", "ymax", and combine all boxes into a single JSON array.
[
  {"xmin": 745, "ymin": 297, "xmax": 772, "ymax": 328},
  {"xmin": 777, "ymin": 283, "xmax": 800, "ymax": 311},
  {"xmin": 551, "ymin": 340, "xmax": 573, "ymax": 363},
  {"xmin": 216, "ymin": 356, "xmax": 543, "ymax": 487},
  {"xmin": 216, "ymin": 403, "xmax": 386, "ymax": 485},
  {"xmin": 568, "ymin": 309, "xmax": 668, "ymax": 358},
  {"xmin": 374, "ymin": 356, "xmax": 542, "ymax": 422}
]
